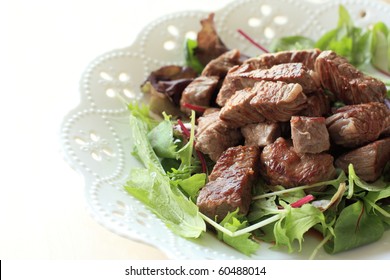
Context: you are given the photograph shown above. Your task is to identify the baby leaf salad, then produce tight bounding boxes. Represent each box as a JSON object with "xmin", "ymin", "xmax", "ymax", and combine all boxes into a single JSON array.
[{"xmin": 124, "ymin": 5, "xmax": 390, "ymax": 257}]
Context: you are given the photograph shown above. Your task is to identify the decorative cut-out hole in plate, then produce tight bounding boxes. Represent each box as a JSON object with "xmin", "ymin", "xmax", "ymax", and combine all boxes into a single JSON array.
[
  {"xmin": 167, "ymin": 25, "xmax": 180, "ymax": 37},
  {"xmin": 163, "ymin": 40, "xmax": 176, "ymax": 50},
  {"xmin": 123, "ymin": 89, "xmax": 136, "ymax": 99},
  {"xmin": 185, "ymin": 31, "xmax": 197, "ymax": 40},
  {"xmin": 274, "ymin": 15, "xmax": 288, "ymax": 25},
  {"xmin": 106, "ymin": 88, "xmax": 117, "ymax": 98},
  {"xmin": 248, "ymin": 17, "xmax": 262, "ymax": 27},
  {"xmin": 264, "ymin": 26, "xmax": 275, "ymax": 39},
  {"xmin": 100, "ymin": 72, "xmax": 113, "ymax": 81},
  {"xmin": 118, "ymin": 73, "xmax": 130, "ymax": 82},
  {"xmin": 261, "ymin": 4, "xmax": 272, "ymax": 16}
]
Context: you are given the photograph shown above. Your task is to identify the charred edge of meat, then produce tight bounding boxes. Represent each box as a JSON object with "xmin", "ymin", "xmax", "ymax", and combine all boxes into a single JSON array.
[{"xmin": 197, "ymin": 145, "xmax": 260, "ymax": 222}]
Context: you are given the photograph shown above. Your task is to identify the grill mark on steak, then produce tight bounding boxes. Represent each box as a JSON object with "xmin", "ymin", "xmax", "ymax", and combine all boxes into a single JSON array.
[
  {"xmin": 237, "ymin": 63, "xmax": 320, "ymax": 94},
  {"xmin": 197, "ymin": 145, "xmax": 260, "ymax": 222},
  {"xmin": 243, "ymin": 49, "xmax": 321, "ymax": 70},
  {"xmin": 216, "ymin": 49, "xmax": 321, "ymax": 107}
]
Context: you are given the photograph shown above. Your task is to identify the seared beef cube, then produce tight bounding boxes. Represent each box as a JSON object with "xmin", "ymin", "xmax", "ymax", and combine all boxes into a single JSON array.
[
  {"xmin": 291, "ymin": 116, "xmax": 330, "ymax": 153},
  {"xmin": 219, "ymin": 88, "xmax": 265, "ymax": 128},
  {"xmin": 195, "ymin": 109, "xmax": 243, "ymax": 161},
  {"xmin": 326, "ymin": 102, "xmax": 390, "ymax": 148},
  {"xmin": 216, "ymin": 63, "xmax": 254, "ymax": 106},
  {"xmin": 197, "ymin": 145, "xmax": 260, "ymax": 221},
  {"xmin": 250, "ymin": 80, "xmax": 307, "ymax": 122},
  {"xmin": 201, "ymin": 49, "xmax": 241, "ymax": 78},
  {"xmin": 260, "ymin": 137, "xmax": 336, "ymax": 187},
  {"xmin": 299, "ymin": 89, "xmax": 331, "ymax": 117},
  {"xmin": 314, "ymin": 50, "xmax": 386, "ymax": 104},
  {"xmin": 216, "ymin": 50, "xmax": 321, "ymax": 107},
  {"xmin": 180, "ymin": 76, "xmax": 219, "ymax": 115},
  {"xmin": 241, "ymin": 122, "xmax": 281, "ymax": 147},
  {"xmin": 238, "ymin": 63, "xmax": 320, "ymax": 94},
  {"xmin": 335, "ymin": 137, "xmax": 390, "ymax": 182},
  {"xmin": 243, "ymin": 49, "xmax": 321, "ymax": 70}
]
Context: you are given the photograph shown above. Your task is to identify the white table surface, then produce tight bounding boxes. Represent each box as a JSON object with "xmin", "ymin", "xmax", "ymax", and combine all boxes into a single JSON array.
[{"xmin": 1, "ymin": 0, "xmax": 389, "ymax": 260}]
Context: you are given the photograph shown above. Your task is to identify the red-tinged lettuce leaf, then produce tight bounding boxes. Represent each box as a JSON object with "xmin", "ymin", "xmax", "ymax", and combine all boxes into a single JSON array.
[{"xmin": 324, "ymin": 200, "xmax": 384, "ymax": 254}]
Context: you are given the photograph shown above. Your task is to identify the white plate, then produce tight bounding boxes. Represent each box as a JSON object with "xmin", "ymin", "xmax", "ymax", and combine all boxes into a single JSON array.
[{"xmin": 60, "ymin": 0, "xmax": 390, "ymax": 259}]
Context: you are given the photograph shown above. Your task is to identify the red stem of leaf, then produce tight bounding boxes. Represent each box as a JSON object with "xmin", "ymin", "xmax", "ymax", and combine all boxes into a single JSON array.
[
  {"xmin": 177, "ymin": 119, "xmax": 207, "ymax": 174},
  {"xmin": 182, "ymin": 103, "xmax": 207, "ymax": 113},
  {"xmin": 237, "ymin": 29, "xmax": 269, "ymax": 53},
  {"xmin": 290, "ymin": 194, "xmax": 315, "ymax": 208},
  {"xmin": 196, "ymin": 150, "xmax": 208, "ymax": 174},
  {"xmin": 177, "ymin": 119, "xmax": 191, "ymax": 138},
  {"xmin": 355, "ymin": 203, "xmax": 365, "ymax": 234}
]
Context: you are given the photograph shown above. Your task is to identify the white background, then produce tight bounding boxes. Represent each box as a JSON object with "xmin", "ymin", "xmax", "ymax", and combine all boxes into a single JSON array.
[
  {"xmin": 1, "ymin": 0, "xmax": 390, "ymax": 261},
  {"xmin": 0, "ymin": 0, "xmax": 232, "ymax": 259}
]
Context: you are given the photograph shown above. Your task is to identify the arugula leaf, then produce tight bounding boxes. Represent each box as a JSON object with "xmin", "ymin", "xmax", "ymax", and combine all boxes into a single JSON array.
[
  {"xmin": 217, "ymin": 210, "xmax": 260, "ymax": 256},
  {"xmin": 273, "ymin": 203, "xmax": 328, "ymax": 252},
  {"xmin": 124, "ymin": 112, "xmax": 206, "ymax": 238},
  {"xmin": 324, "ymin": 200, "xmax": 384, "ymax": 254}
]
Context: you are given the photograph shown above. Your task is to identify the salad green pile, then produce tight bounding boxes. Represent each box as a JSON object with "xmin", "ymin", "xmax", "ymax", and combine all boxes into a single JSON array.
[
  {"xmin": 124, "ymin": 103, "xmax": 390, "ymax": 257},
  {"xmin": 123, "ymin": 5, "xmax": 390, "ymax": 257}
]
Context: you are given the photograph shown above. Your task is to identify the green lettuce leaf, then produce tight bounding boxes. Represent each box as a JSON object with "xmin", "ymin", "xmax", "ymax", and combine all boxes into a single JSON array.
[
  {"xmin": 217, "ymin": 210, "xmax": 260, "ymax": 256},
  {"xmin": 178, "ymin": 173, "xmax": 207, "ymax": 198},
  {"xmin": 184, "ymin": 38, "xmax": 204, "ymax": 74},
  {"xmin": 273, "ymin": 203, "xmax": 327, "ymax": 252},
  {"xmin": 124, "ymin": 113, "xmax": 206, "ymax": 238},
  {"xmin": 147, "ymin": 114, "xmax": 177, "ymax": 159},
  {"xmin": 324, "ymin": 200, "xmax": 384, "ymax": 254}
]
